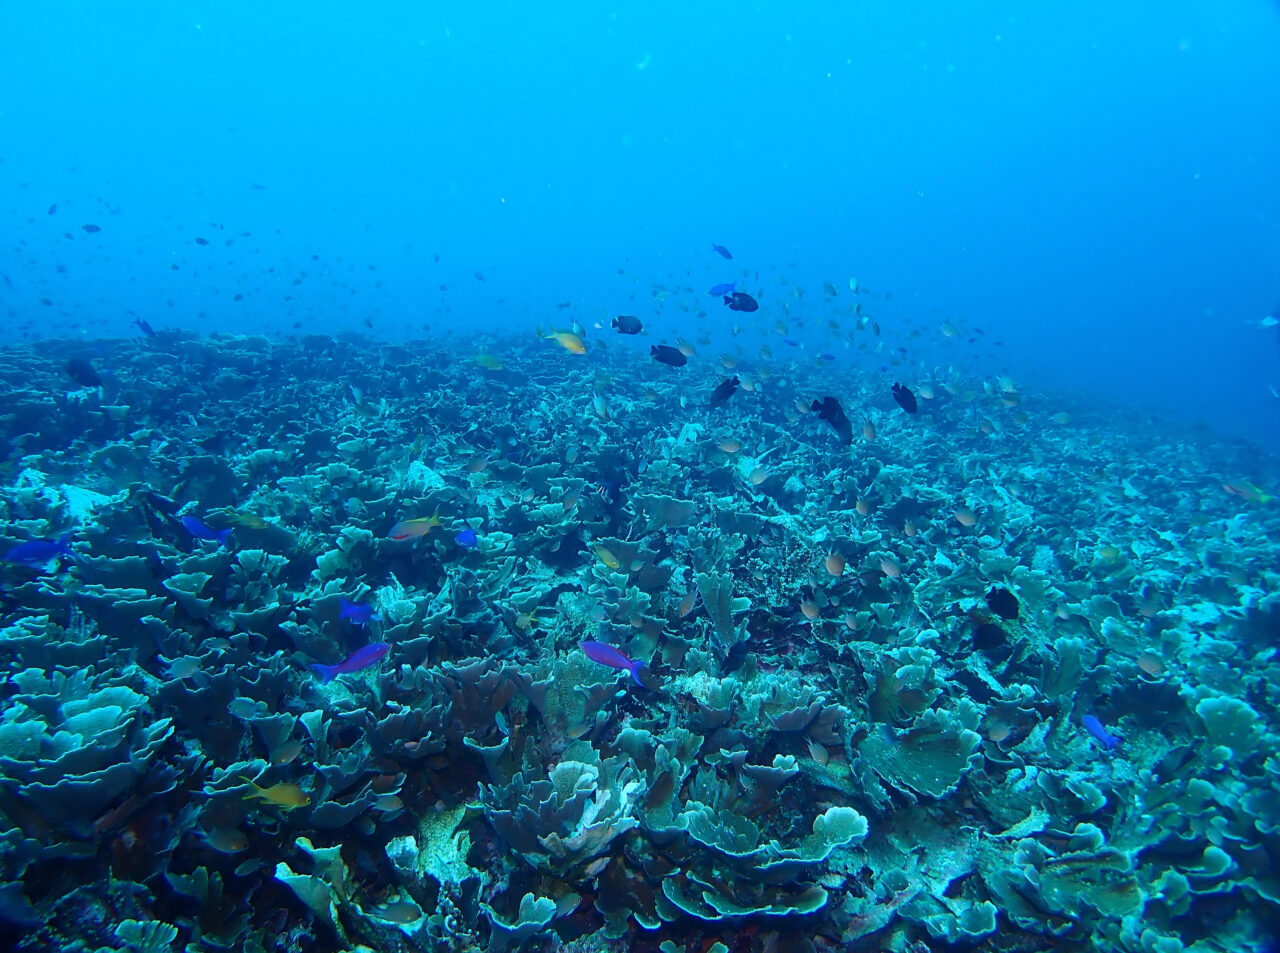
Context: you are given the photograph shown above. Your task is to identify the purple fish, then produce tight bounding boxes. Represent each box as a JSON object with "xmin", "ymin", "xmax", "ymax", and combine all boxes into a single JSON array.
[
  {"xmin": 580, "ymin": 640, "xmax": 646, "ymax": 687},
  {"xmin": 181, "ymin": 515, "xmax": 232, "ymax": 547},
  {"xmin": 310, "ymin": 643, "xmax": 391, "ymax": 682},
  {"xmin": 339, "ymin": 598, "xmax": 381, "ymax": 626},
  {"xmin": 455, "ymin": 528, "xmax": 478, "ymax": 549},
  {"xmin": 1083, "ymin": 714, "xmax": 1120, "ymax": 751},
  {"xmin": 708, "ymin": 282, "xmax": 735, "ymax": 297},
  {"xmin": 3, "ymin": 533, "xmax": 75, "ymax": 569}
]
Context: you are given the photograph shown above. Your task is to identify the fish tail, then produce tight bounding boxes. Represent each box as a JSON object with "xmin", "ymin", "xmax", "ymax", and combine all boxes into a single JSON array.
[
  {"xmin": 630, "ymin": 663, "xmax": 647, "ymax": 688},
  {"xmin": 309, "ymin": 663, "xmax": 337, "ymax": 683},
  {"xmin": 216, "ymin": 528, "xmax": 233, "ymax": 547},
  {"xmin": 723, "ymin": 296, "xmax": 732, "ymax": 305}
]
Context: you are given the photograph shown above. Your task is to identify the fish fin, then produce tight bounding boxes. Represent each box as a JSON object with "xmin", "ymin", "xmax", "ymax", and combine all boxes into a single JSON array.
[
  {"xmin": 723, "ymin": 296, "xmax": 732, "ymax": 305},
  {"xmin": 630, "ymin": 663, "xmax": 648, "ymax": 688},
  {"xmin": 309, "ymin": 663, "xmax": 337, "ymax": 683}
]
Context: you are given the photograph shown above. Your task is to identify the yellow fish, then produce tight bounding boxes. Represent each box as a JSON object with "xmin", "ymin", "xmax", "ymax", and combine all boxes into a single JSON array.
[
  {"xmin": 546, "ymin": 331, "xmax": 586, "ymax": 355},
  {"xmin": 474, "ymin": 354, "xmax": 504, "ymax": 371},
  {"xmin": 594, "ymin": 545, "xmax": 621, "ymax": 570},
  {"xmin": 242, "ymin": 778, "xmax": 311, "ymax": 811},
  {"xmin": 226, "ymin": 510, "xmax": 268, "ymax": 529},
  {"xmin": 388, "ymin": 510, "xmax": 442, "ymax": 540}
]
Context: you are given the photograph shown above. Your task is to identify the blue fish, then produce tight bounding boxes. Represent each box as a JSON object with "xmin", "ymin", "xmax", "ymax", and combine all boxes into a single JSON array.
[
  {"xmin": 180, "ymin": 515, "xmax": 233, "ymax": 547},
  {"xmin": 711, "ymin": 243, "xmax": 733, "ymax": 260},
  {"xmin": 708, "ymin": 282, "xmax": 735, "ymax": 297},
  {"xmin": 3, "ymin": 533, "xmax": 75, "ymax": 569},
  {"xmin": 1082, "ymin": 714, "xmax": 1120, "ymax": 751},
  {"xmin": 455, "ymin": 528, "xmax": 479, "ymax": 549},
  {"xmin": 339, "ymin": 597, "xmax": 382, "ymax": 626},
  {"xmin": 134, "ymin": 317, "xmax": 156, "ymax": 338}
]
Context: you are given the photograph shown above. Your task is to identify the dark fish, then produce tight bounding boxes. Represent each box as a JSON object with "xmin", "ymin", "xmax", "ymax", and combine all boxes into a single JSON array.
[
  {"xmin": 3, "ymin": 533, "xmax": 74, "ymax": 569},
  {"xmin": 81, "ymin": 224, "xmax": 101, "ymax": 233},
  {"xmin": 651, "ymin": 345, "xmax": 687, "ymax": 367},
  {"xmin": 708, "ymin": 282, "xmax": 735, "ymax": 296},
  {"xmin": 134, "ymin": 317, "xmax": 156, "ymax": 337},
  {"xmin": 339, "ymin": 597, "xmax": 381, "ymax": 626},
  {"xmin": 195, "ymin": 237, "xmax": 209, "ymax": 246},
  {"xmin": 1083, "ymin": 714, "xmax": 1120, "ymax": 751},
  {"xmin": 724, "ymin": 291, "xmax": 758, "ymax": 312},
  {"xmin": 580, "ymin": 640, "xmax": 646, "ymax": 687},
  {"xmin": 891, "ymin": 383, "xmax": 918, "ymax": 413},
  {"xmin": 810, "ymin": 396, "xmax": 852, "ymax": 444},
  {"xmin": 310, "ymin": 643, "xmax": 391, "ymax": 682},
  {"xmin": 47, "ymin": 203, "xmax": 57, "ymax": 215},
  {"xmin": 180, "ymin": 515, "xmax": 233, "ymax": 547},
  {"xmin": 473, "ymin": 271, "xmax": 486, "ymax": 282},
  {"xmin": 65, "ymin": 358, "xmax": 102, "ymax": 388},
  {"xmin": 710, "ymin": 376, "xmax": 740, "ymax": 407},
  {"xmin": 612, "ymin": 315, "xmax": 642, "ymax": 335},
  {"xmin": 711, "ymin": 243, "xmax": 733, "ymax": 260},
  {"xmin": 972, "ymin": 621, "xmax": 1006, "ymax": 652},
  {"xmin": 985, "ymin": 586, "xmax": 1019, "ymax": 621}
]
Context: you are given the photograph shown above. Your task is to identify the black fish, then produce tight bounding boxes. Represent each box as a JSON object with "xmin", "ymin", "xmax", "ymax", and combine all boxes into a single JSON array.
[
  {"xmin": 710, "ymin": 376, "xmax": 740, "ymax": 407},
  {"xmin": 65, "ymin": 358, "xmax": 102, "ymax": 388},
  {"xmin": 711, "ymin": 243, "xmax": 733, "ymax": 260},
  {"xmin": 195, "ymin": 237, "xmax": 209, "ymax": 246},
  {"xmin": 47, "ymin": 203, "xmax": 57, "ymax": 215},
  {"xmin": 724, "ymin": 291, "xmax": 758, "ymax": 312},
  {"xmin": 986, "ymin": 587, "xmax": 1019, "ymax": 621},
  {"xmin": 612, "ymin": 315, "xmax": 642, "ymax": 335},
  {"xmin": 650, "ymin": 345, "xmax": 687, "ymax": 367},
  {"xmin": 892, "ymin": 383, "xmax": 918, "ymax": 413},
  {"xmin": 134, "ymin": 317, "xmax": 156, "ymax": 337},
  {"xmin": 811, "ymin": 396, "xmax": 852, "ymax": 444},
  {"xmin": 973, "ymin": 621, "xmax": 1006, "ymax": 652},
  {"xmin": 81, "ymin": 223, "xmax": 101, "ymax": 233}
]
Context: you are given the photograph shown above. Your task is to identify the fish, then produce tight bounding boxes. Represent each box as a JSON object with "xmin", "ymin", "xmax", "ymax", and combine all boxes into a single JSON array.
[
  {"xmin": 985, "ymin": 587, "xmax": 1019, "ymax": 621},
  {"xmin": 81, "ymin": 223, "xmax": 101, "ymax": 233},
  {"xmin": 180, "ymin": 515, "xmax": 233, "ymax": 547},
  {"xmin": 546, "ymin": 330, "xmax": 587, "ymax": 354},
  {"xmin": 65, "ymin": 358, "xmax": 102, "ymax": 388},
  {"xmin": 195, "ymin": 237, "xmax": 209, "ymax": 245},
  {"xmin": 709, "ymin": 376, "xmax": 740, "ymax": 407},
  {"xmin": 1082, "ymin": 714, "xmax": 1120, "ymax": 751},
  {"xmin": 891, "ymin": 383, "xmax": 918, "ymax": 413},
  {"xmin": 47, "ymin": 203, "xmax": 56, "ymax": 215},
  {"xmin": 724, "ymin": 291, "xmax": 759, "ymax": 312},
  {"xmin": 594, "ymin": 545, "xmax": 621, "ymax": 570},
  {"xmin": 388, "ymin": 511, "xmax": 442, "ymax": 539},
  {"xmin": 651, "ymin": 345, "xmax": 687, "ymax": 367},
  {"xmin": 811, "ymin": 396, "xmax": 853, "ymax": 444},
  {"xmin": 198, "ymin": 827, "xmax": 249, "ymax": 853},
  {"xmin": 474, "ymin": 354, "xmax": 504, "ymax": 371},
  {"xmin": 972, "ymin": 622, "xmax": 1006, "ymax": 651},
  {"xmin": 241, "ymin": 778, "xmax": 311, "ymax": 811},
  {"xmin": 134, "ymin": 317, "xmax": 156, "ymax": 337},
  {"xmin": 579, "ymin": 640, "xmax": 646, "ymax": 687},
  {"xmin": 339, "ymin": 598, "xmax": 381, "ymax": 626},
  {"xmin": 612, "ymin": 315, "xmax": 642, "ymax": 334},
  {"xmin": 3, "ymin": 533, "xmax": 75, "ymax": 569},
  {"xmin": 711, "ymin": 243, "xmax": 733, "ymax": 259},
  {"xmin": 309, "ymin": 642, "xmax": 392, "ymax": 682},
  {"xmin": 455, "ymin": 528, "xmax": 479, "ymax": 548},
  {"xmin": 708, "ymin": 282, "xmax": 736, "ymax": 296},
  {"xmin": 1224, "ymin": 481, "xmax": 1273, "ymax": 505}
]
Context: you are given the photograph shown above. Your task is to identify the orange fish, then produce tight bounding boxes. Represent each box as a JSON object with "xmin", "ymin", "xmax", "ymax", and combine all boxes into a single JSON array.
[{"xmin": 242, "ymin": 778, "xmax": 311, "ymax": 811}]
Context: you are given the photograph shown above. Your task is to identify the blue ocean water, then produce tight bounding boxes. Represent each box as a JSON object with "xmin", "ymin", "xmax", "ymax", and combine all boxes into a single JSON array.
[
  {"xmin": 3, "ymin": 2, "xmax": 1278, "ymax": 445},
  {"xmin": 4, "ymin": 5, "xmax": 1280, "ymax": 953}
]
